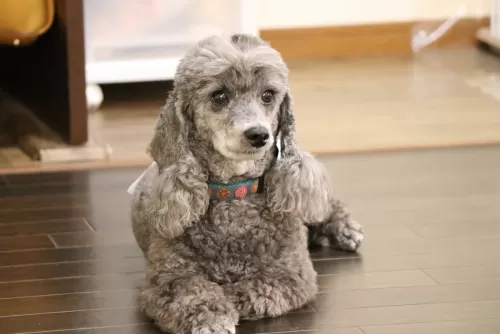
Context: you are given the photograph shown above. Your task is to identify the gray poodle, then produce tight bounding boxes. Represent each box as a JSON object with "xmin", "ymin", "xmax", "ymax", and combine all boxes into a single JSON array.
[{"xmin": 130, "ymin": 34, "xmax": 364, "ymax": 334}]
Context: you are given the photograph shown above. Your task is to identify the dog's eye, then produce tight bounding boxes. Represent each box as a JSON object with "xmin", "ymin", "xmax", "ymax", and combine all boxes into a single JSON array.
[
  {"xmin": 212, "ymin": 91, "xmax": 229, "ymax": 105},
  {"xmin": 261, "ymin": 90, "xmax": 274, "ymax": 104}
]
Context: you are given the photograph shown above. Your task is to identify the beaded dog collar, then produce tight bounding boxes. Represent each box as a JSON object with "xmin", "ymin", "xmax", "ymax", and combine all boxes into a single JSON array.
[
  {"xmin": 206, "ymin": 139, "xmax": 281, "ymax": 201},
  {"xmin": 208, "ymin": 177, "xmax": 260, "ymax": 200}
]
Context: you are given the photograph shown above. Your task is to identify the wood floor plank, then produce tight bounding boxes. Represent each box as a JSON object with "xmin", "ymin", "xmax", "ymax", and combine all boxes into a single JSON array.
[
  {"xmin": 312, "ymin": 281, "xmax": 500, "ymax": 310},
  {"xmin": 0, "ymin": 194, "xmax": 90, "ymax": 212},
  {"xmin": 4, "ymin": 171, "xmax": 90, "ymax": 186},
  {"xmin": 351, "ymin": 203, "xmax": 500, "ymax": 232},
  {"xmin": 0, "ymin": 195, "xmax": 132, "ymax": 229},
  {"xmin": 0, "ymin": 257, "xmax": 145, "ymax": 283},
  {"xmin": 409, "ymin": 219, "xmax": 500, "ymax": 238},
  {"xmin": 0, "ymin": 273, "xmax": 143, "ymax": 299},
  {"xmin": 361, "ymin": 318, "xmax": 500, "ymax": 334},
  {"xmin": 0, "ymin": 207, "xmax": 90, "ymax": 224},
  {"xmin": 313, "ymin": 248, "xmax": 500, "ymax": 275},
  {"xmin": 289, "ymin": 236, "xmax": 500, "ymax": 263},
  {"xmin": 317, "ymin": 270, "xmax": 436, "ymax": 292},
  {"xmin": 0, "ymin": 218, "xmax": 91, "ymax": 236},
  {"xmin": 0, "ymin": 183, "xmax": 91, "ymax": 197},
  {"xmin": 51, "ymin": 230, "xmax": 137, "ymax": 248},
  {"xmin": 0, "ymin": 289, "xmax": 138, "ymax": 317},
  {"xmin": 423, "ymin": 265, "xmax": 500, "ymax": 284},
  {"xmin": 358, "ymin": 223, "xmax": 420, "ymax": 239},
  {"xmin": 25, "ymin": 324, "xmax": 162, "ymax": 334},
  {"xmin": 0, "ymin": 190, "xmax": 133, "ymax": 213},
  {"xmin": 0, "ymin": 306, "xmax": 147, "ymax": 334},
  {"xmin": 0, "ymin": 235, "xmax": 54, "ymax": 251},
  {"xmin": 4, "ymin": 168, "xmax": 142, "ymax": 187},
  {"xmin": 0, "ymin": 245, "xmax": 141, "ymax": 267},
  {"xmin": 359, "ymin": 236, "xmax": 500, "ymax": 255},
  {"xmin": 0, "ymin": 181, "xmax": 134, "ymax": 199}
]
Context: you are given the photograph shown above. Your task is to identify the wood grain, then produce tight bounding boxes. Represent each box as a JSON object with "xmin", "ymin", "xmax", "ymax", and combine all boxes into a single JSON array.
[
  {"xmin": 27, "ymin": 325, "xmax": 163, "ymax": 334},
  {"xmin": 0, "ymin": 289, "xmax": 139, "ymax": 317},
  {"xmin": 0, "ymin": 257, "xmax": 145, "ymax": 283},
  {"xmin": 362, "ymin": 318, "xmax": 500, "ymax": 334},
  {"xmin": 0, "ymin": 307, "xmax": 147, "ymax": 334},
  {"xmin": 50, "ymin": 230, "xmax": 137, "ymax": 248},
  {"xmin": 0, "ymin": 273, "xmax": 143, "ymax": 299},
  {"xmin": 423, "ymin": 265, "xmax": 500, "ymax": 284},
  {"xmin": 0, "ymin": 245, "xmax": 141, "ymax": 267},
  {"xmin": 312, "ymin": 281, "xmax": 500, "ymax": 310},
  {"xmin": 0, "ymin": 235, "xmax": 55, "ymax": 251},
  {"xmin": 317, "ymin": 270, "xmax": 436, "ymax": 292},
  {"xmin": 0, "ymin": 218, "xmax": 90, "ymax": 236}
]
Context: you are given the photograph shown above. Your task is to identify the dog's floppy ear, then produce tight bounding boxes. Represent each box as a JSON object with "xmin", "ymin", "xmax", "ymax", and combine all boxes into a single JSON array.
[
  {"xmin": 277, "ymin": 91, "xmax": 298, "ymax": 158},
  {"xmin": 145, "ymin": 86, "xmax": 209, "ymax": 239},
  {"xmin": 266, "ymin": 91, "xmax": 332, "ymax": 223},
  {"xmin": 148, "ymin": 88, "xmax": 191, "ymax": 170}
]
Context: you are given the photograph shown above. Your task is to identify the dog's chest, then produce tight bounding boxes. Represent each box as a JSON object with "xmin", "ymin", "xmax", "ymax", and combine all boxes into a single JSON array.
[{"xmin": 184, "ymin": 196, "xmax": 305, "ymax": 265}]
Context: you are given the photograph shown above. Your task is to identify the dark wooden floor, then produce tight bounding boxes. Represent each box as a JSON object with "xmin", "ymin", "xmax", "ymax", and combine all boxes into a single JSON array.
[{"xmin": 1, "ymin": 145, "xmax": 500, "ymax": 334}]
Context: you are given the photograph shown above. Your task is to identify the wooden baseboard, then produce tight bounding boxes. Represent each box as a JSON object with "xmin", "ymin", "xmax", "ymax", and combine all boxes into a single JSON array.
[{"xmin": 260, "ymin": 17, "xmax": 490, "ymax": 60}]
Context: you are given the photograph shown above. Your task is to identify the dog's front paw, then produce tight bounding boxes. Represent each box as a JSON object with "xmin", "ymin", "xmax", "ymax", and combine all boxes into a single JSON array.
[
  {"xmin": 192, "ymin": 315, "xmax": 237, "ymax": 334},
  {"xmin": 333, "ymin": 219, "xmax": 364, "ymax": 251}
]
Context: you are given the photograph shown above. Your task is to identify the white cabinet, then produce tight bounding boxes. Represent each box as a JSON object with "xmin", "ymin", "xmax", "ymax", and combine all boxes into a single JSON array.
[
  {"xmin": 476, "ymin": 0, "xmax": 500, "ymax": 54},
  {"xmin": 493, "ymin": 0, "xmax": 500, "ymax": 36},
  {"xmin": 83, "ymin": 0, "xmax": 258, "ymax": 85}
]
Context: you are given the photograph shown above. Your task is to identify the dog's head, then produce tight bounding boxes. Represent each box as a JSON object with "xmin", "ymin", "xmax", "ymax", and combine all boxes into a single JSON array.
[{"xmin": 148, "ymin": 34, "xmax": 298, "ymax": 169}]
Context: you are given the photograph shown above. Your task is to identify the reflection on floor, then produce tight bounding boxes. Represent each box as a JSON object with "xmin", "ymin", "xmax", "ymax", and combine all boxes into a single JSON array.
[
  {"xmin": 1, "ymin": 47, "xmax": 499, "ymax": 171},
  {"xmin": 1, "ymin": 145, "xmax": 500, "ymax": 333}
]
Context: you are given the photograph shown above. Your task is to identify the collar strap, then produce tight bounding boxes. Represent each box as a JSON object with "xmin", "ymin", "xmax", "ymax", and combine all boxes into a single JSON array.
[{"xmin": 208, "ymin": 177, "xmax": 260, "ymax": 200}]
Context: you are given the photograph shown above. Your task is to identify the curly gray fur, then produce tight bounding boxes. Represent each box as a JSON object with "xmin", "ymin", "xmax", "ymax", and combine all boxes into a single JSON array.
[{"xmin": 131, "ymin": 34, "xmax": 364, "ymax": 334}]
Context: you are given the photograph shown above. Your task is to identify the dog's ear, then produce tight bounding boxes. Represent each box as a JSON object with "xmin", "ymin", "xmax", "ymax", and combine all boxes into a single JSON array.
[
  {"xmin": 266, "ymin": 91, "xmax": 332, "ymax": 223},
  {"xmin": 145, "ymin": 86, "xmax": 209, "ymax": 239},
  {"xmin": 277, "ymin": 92, "xmax": 299, "ymax": 158},
  {"xmin": 148, "ymin": 88, "xmax": 191, "ymax": 170}
]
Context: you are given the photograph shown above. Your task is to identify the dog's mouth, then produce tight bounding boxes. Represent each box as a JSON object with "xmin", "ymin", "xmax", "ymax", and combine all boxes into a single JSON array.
[
  {"xmin": 224, "ymin": 147, "xmax": 267, "ymax": 161},
  {"xmin": 216, "ymin": 143, "xmax": 272, "ymax": 161}
]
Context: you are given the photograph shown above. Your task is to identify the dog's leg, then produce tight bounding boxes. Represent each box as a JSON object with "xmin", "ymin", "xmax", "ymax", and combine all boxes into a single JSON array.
[
  {"xmin": 308, "ymin": 199, "xmax": 364, "ymax": 252},
  {"xmin": 141, "ymin": 271, "xmax": 238, "ymax": 334},
  {"xmin": 222, "ymin": 266, "xmax": 317, "ymax": 320}
]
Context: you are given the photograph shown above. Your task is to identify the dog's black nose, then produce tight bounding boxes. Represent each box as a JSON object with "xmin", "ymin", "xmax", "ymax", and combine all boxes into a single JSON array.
[{"xmin": 244, "ymin": 127, "xmax": 269, "ymax": 148}]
